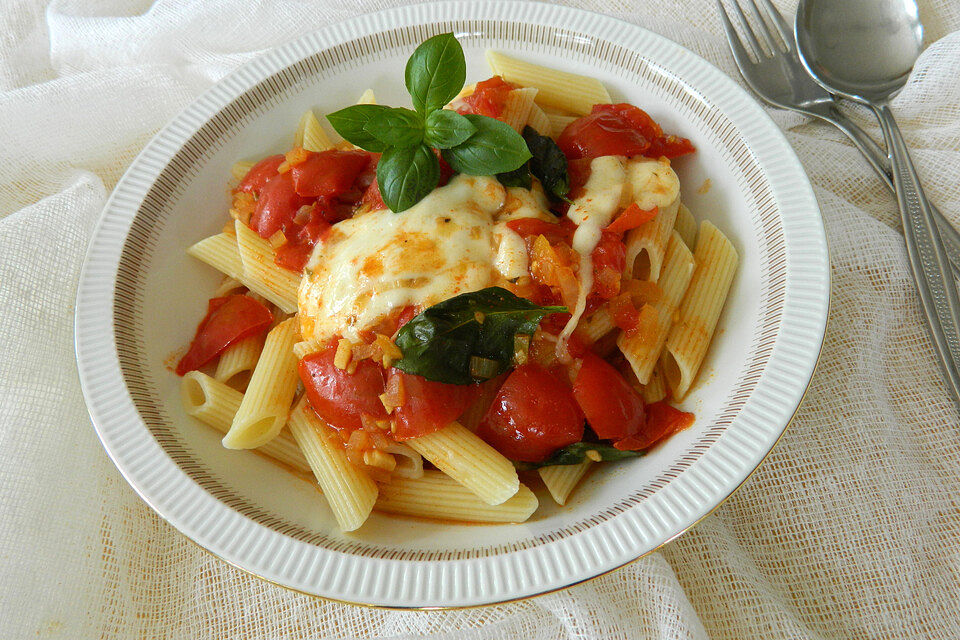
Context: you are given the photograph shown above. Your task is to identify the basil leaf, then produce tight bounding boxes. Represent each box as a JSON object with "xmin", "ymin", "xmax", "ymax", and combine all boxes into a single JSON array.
[
  {"xmin": 394, "ymin": 287, "xmax": 566, "ymax": 384},
  {"xmin": 515, "ymin": 443, "xmax": 643, "ymax": 470},
  {"xmin": 442, "ymin": 114, "xmax": 532, "ymax": 176},
  {"xmin": 376, "ymin": 144, "xmax": 440, "ymax": 213},
  {"xmin": 405, "ymin": 32, "xmax": 466, "ymax": 114},
  {"xmin": 364, "ymin": 107, "xmax": 425, "ymax": 148},
  {"xmin": 423, "ymin": 109, "xmax": 475, "ymax": 149},
  {"xmin": 326, "ymin": 104, "xmax": 391, "ymax": 152},
  {"xmin": 496, "ymin": 162, "xmax": 532, "ymax": 189},
  {"xmin": 523, "ymin": 126, "xmax": 570, "ymax": 201}
]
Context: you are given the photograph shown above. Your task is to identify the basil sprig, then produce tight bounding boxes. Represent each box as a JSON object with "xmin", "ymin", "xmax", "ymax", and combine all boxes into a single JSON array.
[
  {"xmin": 325, "ymin": 33, "xmax": 531, "ymax": 212},
  {"xmin": 393, "ymin": 287, "xmax": 566, "ymax": 384}
]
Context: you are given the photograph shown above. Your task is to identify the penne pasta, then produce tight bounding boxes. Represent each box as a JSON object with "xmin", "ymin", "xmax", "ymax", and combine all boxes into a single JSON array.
[
  {"xmin": 230, "ymin": 160, "xmax": 255, "ymax": 182},
  {"xmin": 674, "ymin": 202, "xmax": 698, "ymax": 250},
  {"xmin": 641, "ymin": 365, "xmax": 668, "ymax": 404},
  {"xmin": 222, "ymin": 318, "xmax": 300, "ymax": 449},
  {"xmin": 234, "ymin": 220, "xmax": 300, "ymax": 314},
  {"xmin": 188, "ymin": 232, "xmax": 297, "ymax": 311},
  {"xmin": 579, "ymin": 307, "xmax": 616, "ymax": 344},
  {"xmin": 623, "ymin": 158, "xmax": 682, "ymax": 282},
  {"xmin": 500, "ymin": 87, "xmax": 539, "ymax": 133},
  {"xmin": 375, "ymin": 470, "xmax": 538, "ymax": 523},
  {"xmin": 295, "ymin": 109, "xmax": 334, "ymax": 152},
  {"xmin": 380, "ymin": 441, "xmax": 423, "ymax": 479},
  {"xmin": 214, "ymin": 332, "xmax": 264, "ymax": 389},
  {"xmin": 287, "ymin": 397, "xmax": 378, "ymax": 531},
  {"xmin": 405, "ymin": 422, "xmax": 519, "ymax": 505},
  {"xmin": 525, "ymin": 103, "xmax": 551, "ymax": 136},
  {"xmin": 618, "ymin": 231, "xmax": 695, "ymax": 384},
  {"xmin": 180, "ymin": 371, "xmax": 310, "ymax": 473},
  {"xmin": 539, "ymin": 461, "xmax": 593, "ymax": 506},
  {"xmin": 662, "ymin": 221, "xmax": 739, "ymax": 400},
  {"xmin": 292, "ymin": 339, "xmax": 321, "ymax": 360},
  {"xmin": 356, "ymin": 88, "xmax": 376, "ymax": 104},
  {"xmin": 486, "ymin": 50, "xmax": 611, "ymax": 114}
]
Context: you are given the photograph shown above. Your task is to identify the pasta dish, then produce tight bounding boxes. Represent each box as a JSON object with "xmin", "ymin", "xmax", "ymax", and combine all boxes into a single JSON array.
[{"xmin": 174, "ymin": 34, "xmax": 738, "ymax": 531}]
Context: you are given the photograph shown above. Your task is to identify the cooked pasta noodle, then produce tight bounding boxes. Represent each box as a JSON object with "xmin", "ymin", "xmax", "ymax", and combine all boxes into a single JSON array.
[
  {"xmin": 406, "ymin": 422, "xmax": 519, "ymax": 505},
  {"xmin": 525, "ymin": 103, "xmax": 551, "ymax": 135},
  {"xmin": 486, "ymin": 50, "xmax": 611, "ymax": 114},
  {"xmin": 214, "ymin": 333, "xmax": 264, "ymax": 389},
  {"xmin": 356, "ymin": 88, "xmax": 376, "ymax": 104},
  {"xmin": 540, "ymin": 461, "xmax": 593, "ymax": 506},
  {"xmin": 222, "ymin": 318, "xmax": 299, "ymax": 449},
  {"xmin": 375, "ymin": 471, "xmax": 538, "ymax": 523},
  {"xmin": 295, "ymin": 109, "xmax": 334, "ymax": 152},
  {"xmin": 234, "ymin": 220, "xmax": 300, "ymax": 313},
  {"xmin": 662, "ymin": 221, "xmax": 738, "ymax": 400},
  {"xmin": 674, "ymin": 202, "xmax": 698, "ymax": 250},
  {"xmin": 180, "ymin": 372, "xmax": 310, "ymax": 473},
  {"xmin": 641, "ymin": 365, "xmax": 668, "ymax": 404},
  {"xmin": 618, "ymin": 231, "xmax": 695, "ymax": 384},
  {"xmin": 230, "ymin": 160, "xmax": 255, "ymax": 182},
  {"xmin": 287, "ymin": 396, "xmax": 378, "ymax": 531},
  {"xmin": 500, "ymin": 87, "xmax": 539, "ymax": 133}
]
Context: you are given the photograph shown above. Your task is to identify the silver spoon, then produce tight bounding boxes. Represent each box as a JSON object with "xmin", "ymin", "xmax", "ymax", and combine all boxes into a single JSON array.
[{"xmin": 796, "ymin": 0, "xmax": 960, "ymax": 406}]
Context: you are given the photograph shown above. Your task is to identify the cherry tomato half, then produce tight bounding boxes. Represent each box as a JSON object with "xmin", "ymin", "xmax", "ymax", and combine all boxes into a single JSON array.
[
  {"xmin": 478, "ymin": 364, "xmax": 584, "ymax": 462},
  {"xmin": 388, "ymin": 370, "xmax": 479, "ymax": 440},
  {"xmin": 572, "ymin": 352, "xmax": 645, "ymax": 441},
  {"xmin": 298, "ymin": 343, "xmax": 387, "ymax": 432},
  {"xmin": 175, "ymin": 295, "xmax": 273, "ymax": 375},
  {"xmin": 235, "ymin": 155, "xmax": 284, "ymax": 195}
]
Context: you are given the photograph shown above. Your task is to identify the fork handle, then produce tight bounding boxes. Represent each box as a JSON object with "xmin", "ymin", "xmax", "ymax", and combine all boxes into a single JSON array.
[
  {"xmin": 828, "ymin": 106, "xmax": 960, "ymax": 275},
  {"xmin": 875, "ymin": 102, "xmax": 960, "ymax": 407}
]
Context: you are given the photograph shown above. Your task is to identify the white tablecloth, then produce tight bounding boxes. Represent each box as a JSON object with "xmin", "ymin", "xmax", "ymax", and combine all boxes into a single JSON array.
[{"xmin": 2, "ymin": 0, "xmax": 959, "ymax": 637}]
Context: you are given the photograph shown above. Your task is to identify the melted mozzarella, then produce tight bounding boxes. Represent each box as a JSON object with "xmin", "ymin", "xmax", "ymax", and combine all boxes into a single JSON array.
[
  {"xmin": 558, "ymin": 156, "xmax": 627, "ymax": 358},
  {"xmin": 626, "ymin": 157, "xmax": 680, "ymax": 210},
  {"xmin": 299, "ymin": 174, "xmax": 537, "ymax": 343}
]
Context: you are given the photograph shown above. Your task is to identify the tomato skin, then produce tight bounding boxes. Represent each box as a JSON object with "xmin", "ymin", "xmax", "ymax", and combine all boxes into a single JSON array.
[
  {"xmin": 606, "ymin": 203, "xmax": 658, "ymax": 235},
  {"xmin": 558, "ymin": 103, "xmax": 695, "ymax": 161},
  {"xmin": 558, "ymin": 110, "xmax": 651, "ymax": 160},
  {"xmin": 298, "ymin": 343, "xmax": 387, "ymax": 432},
  {"xmin": 290, "ymin": 150, "xmax": 371, "ymax": 198},
  {"xmin": 478, "ymin": 364, "xmax": 584, "ymax": 462},
  {"xmin": 236, "ymin": 155, "xmax": 284, "ymax": 195},
  {"xmin": 388, "ymin": 370, "xmax": 479, "ymax": 440},
  {"xmin": 250, "ymin": 171, "xmax": 310, "ymax": 238},
  {"xmin": 591, "ymin": 231, "xmax": 626, "ymax": 299},
  {"xmin": 176, "ymin": 295, "xmax": 273, "ymax": 375},
  {"xmin": 458, "ymin": 76, "xmax": 515, "ymax": 118},
  {"xmin": 572, "ymin": 352, "xmax": 645, "ymax": 440},
  {"xmin": 613, "ymin": 401, "xmax": 693, "ymax": 450}
]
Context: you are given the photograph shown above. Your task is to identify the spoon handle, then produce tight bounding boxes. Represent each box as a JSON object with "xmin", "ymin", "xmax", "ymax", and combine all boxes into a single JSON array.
[
  {"xmin": 875, "ymin": 103, "xmax": 960, "ymax": 405},
  {"xmin": 828, "ymin": 107, "xmax": 960, "ymax": 274}
]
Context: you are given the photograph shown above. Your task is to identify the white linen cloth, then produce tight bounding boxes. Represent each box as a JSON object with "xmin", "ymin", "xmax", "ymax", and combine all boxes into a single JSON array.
[{"xmin": 2, "ymin": 0, "xmax": 959, "ymax": 637}]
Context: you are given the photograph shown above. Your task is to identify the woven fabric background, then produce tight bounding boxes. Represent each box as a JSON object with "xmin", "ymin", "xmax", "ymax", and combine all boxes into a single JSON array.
[{"xmin": 2, "ymin": 0, "xmax": 959, "ymax": 637}]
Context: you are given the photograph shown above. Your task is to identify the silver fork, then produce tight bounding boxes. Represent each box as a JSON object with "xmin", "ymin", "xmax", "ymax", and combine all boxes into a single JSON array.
[{"xmin": 717, "ymin": 0, "xmax": 960, "ymax": 274}]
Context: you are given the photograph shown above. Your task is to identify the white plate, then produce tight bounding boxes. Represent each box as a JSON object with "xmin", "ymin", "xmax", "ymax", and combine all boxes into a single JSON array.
[{"xmin": 75, "ymin": 1, "xmax": 829, "ymax": 608}]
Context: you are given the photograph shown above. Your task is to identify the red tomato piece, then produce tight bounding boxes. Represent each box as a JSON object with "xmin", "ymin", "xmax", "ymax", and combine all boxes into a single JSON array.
[
  {"xmin": 645, "ymin": 134, "xmax": 697, "ymax": 159},
  {"xmin": 273, "ymin": 213, "xmax": 331, "ymax": 272},
  {"xmin": 505, "ymin": 217, "xmax": 576, "ymax": 245},
  {"xmin": 388, "ymin": 370, "xmax": 479, "ymax": 440},
  {"xmin": 613, "ymin": 401, "xmax": 694, "ymax": 450},
  {"xmin": 478, "ymin": 364, "xmax": 584, "ymax": 462},
  {"xmin": 558, "ymin": 103, "xmax": 695, "ymax": 161},
  {"xmin": 290, "ymin": 150, "xmax": 371, "ymax": 198},
  {"xmin": 591, "ymin": 231, "xmax": 626, "ymax": 299},
  {"xmin": 175, "ymin": 295, "xmax": 273, "ymax": 375},
  {"xmin": 558, "ymin": 108, "xmax": 651, "ymax": 160},
  {"xmin": 249, "ymin": 171, "xmax": 310, "ymax": 238},
  {"xmin": 572, "ymin": 352, "xmax": 645, "ymax": 440},
  {"xmin": 609, "ymin": 295, "xmax": 640, "ymax": 333},
  {"xmin": 606, "ymin": 203, "xmax": 658, "ymax": 235},
  {"xmin": 457, "ymin": 76, "xmax": 515, "ymax": 118},
  {"xmin": 298, "ymin": 343, "xmax": 387, "ymax": 432},
  {"xmin": 235, "ymin": 155, "xmax": 284, "ymax": 195}
]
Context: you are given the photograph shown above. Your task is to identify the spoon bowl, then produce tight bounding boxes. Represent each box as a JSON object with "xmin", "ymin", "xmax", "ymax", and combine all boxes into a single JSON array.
[{"xmin": 796, "ymin": 0, "xmax": 923, "ymax": 104}]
